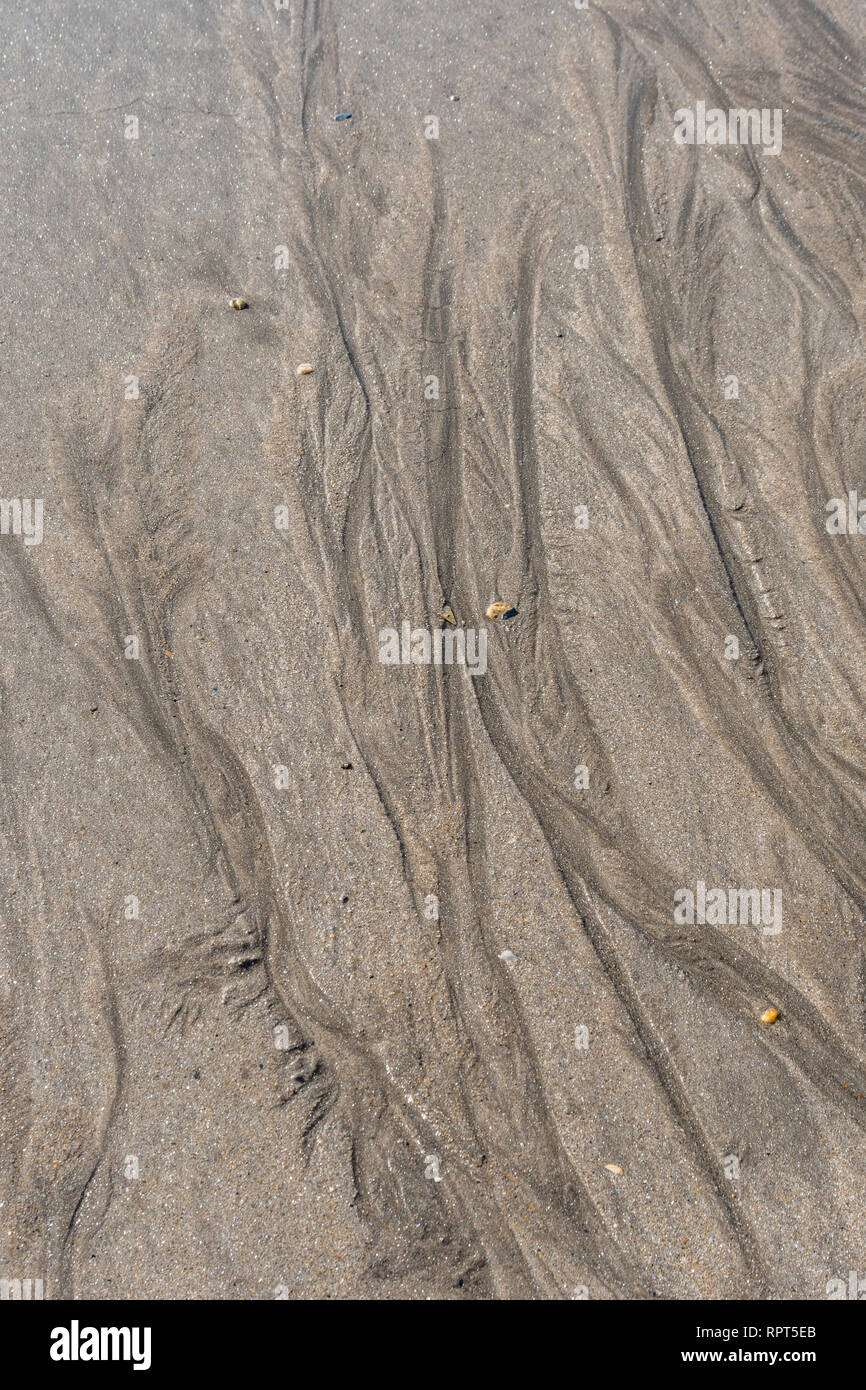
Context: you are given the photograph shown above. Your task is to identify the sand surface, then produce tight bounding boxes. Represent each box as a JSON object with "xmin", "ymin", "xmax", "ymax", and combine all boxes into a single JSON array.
[{"xmin": 1, "ymin": 0, "xmax": 866, "ymax": 1300}]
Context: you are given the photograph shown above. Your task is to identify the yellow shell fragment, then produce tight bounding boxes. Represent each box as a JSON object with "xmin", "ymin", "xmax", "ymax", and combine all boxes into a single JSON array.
[
  {"xmin": 440, "ymin": 604, "xmax": 456, "ymax": 625},
  {"xmin": 760, "ymin": 1007, "xmax": 780, "ymax": 1025},
  {"xmin": 604, "ymin": 1164, "xmax": 624, "ymax": 1175},
  {"xmin": 486, "ymin": 600, "xmax": 516, "ymax": 620},
  {"xmin": 296, "ymin": 362, "xmax": 314, "ymax": 376},
  {"xmin": 229, "ymin": 297, "xmax": 248, "ymax": 310}
]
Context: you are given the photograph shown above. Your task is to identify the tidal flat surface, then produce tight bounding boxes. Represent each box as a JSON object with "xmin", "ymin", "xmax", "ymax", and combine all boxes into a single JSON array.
[{"xmin": 1, "ymin": 0, "xmax": 865, "ymax": 1299}]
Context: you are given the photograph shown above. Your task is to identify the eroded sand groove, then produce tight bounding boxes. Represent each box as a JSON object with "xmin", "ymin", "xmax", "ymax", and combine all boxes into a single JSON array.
[{"xmin": 1, "ymin": 0, "xmax": 865, "ymax": 1299}]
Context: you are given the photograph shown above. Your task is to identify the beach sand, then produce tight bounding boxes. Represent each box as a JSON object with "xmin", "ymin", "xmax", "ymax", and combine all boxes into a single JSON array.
[{"xmin": 1, "ymin": 0, "xmax": 865, "ymax": 1299}]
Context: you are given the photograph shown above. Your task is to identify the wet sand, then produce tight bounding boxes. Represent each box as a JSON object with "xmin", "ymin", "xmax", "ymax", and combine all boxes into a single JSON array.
[{"xmin": 1, "ymin": 0, "xmax": 866, "ymax": 1299}]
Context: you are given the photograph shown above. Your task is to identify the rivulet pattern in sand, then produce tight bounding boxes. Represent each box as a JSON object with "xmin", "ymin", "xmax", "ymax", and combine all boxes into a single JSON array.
[{"xmin": 1, "ymin": 0, "xmax": 865, "ymax": 1299}]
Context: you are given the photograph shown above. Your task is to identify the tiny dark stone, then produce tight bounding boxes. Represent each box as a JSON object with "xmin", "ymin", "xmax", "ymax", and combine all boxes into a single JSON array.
[{"xmin": 335, "ymin": 112, "xmax": 352, "ymax": 121}]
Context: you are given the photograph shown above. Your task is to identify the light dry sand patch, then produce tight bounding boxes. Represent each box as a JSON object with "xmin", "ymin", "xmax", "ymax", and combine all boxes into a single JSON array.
[{"xmin": 0, "ymin": 0, "xmax": 865, "ymax": 1299}]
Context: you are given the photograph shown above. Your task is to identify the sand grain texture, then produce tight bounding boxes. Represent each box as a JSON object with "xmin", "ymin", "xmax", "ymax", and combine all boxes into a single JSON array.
[{"xmin": 1, "ymin": 0, "xmax": 865, "ymax": 1299}]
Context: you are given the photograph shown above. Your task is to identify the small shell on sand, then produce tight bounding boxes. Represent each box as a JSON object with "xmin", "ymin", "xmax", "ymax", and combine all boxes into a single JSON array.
[
  {"xmin": 486, "ymin": 600, "xmax": 517, "ymax": 620},
  {"xmin": 604, "ymin": 1164, "xmax": 624, "ymax": 1175},
  {"xmin": 296, "ymin": 363, "xmax": 314, "ymax": 376},
  {"xmin": 229, "ymin": 298, "xmax": 248, "ymax": 310},
  {"xmin": 440, "ymin": 604, "xmax": 456, "ymax": 625},
  {"xmin": 760, "ymin": 1007, "xmax": 780, "ymax": 1025},
  {"xmin": 499, "ymin": 949, "xmax": 516, "ymax": 963}
]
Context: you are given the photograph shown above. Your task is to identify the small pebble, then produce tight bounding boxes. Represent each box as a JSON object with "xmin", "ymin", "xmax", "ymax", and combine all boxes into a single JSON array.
[
  {"xmin": 760, "ymin": 1007, "xmax": 780, "ymax": 1025},
  {"xmin": 334, "ymin": 112, "xmax": 352, "ymax": 121},
  {"xmin": 486, "ymin": 600, "xmax": 518, "ymax": 620},
  {"xmin": 440, "ymin": 604, "xmax": 457, "ymax": 625},
  {"xmin": 296, "ymin": 363, "xmax": 314, "ymax": 376},
  {"xmin": 605, "ymin": 1164, "xmax": 624, "ymax": 1175},
  {"xmin": 229, "ymin": 298, "xmax": 248, "ymax": 310},
  {"xmin": 499, "ymin": 949, "xmax": 516, "ymax": 963}
]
